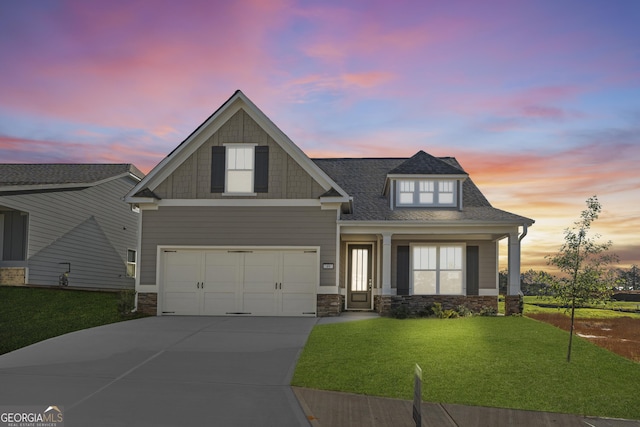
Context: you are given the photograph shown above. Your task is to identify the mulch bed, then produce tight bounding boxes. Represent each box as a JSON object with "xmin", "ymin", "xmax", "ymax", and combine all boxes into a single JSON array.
[{"xmin": 527, "ymin": 313, "xmax": 640, "ymax": 363}]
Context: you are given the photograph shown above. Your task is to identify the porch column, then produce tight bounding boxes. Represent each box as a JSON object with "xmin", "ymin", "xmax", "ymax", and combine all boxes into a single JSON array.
[
  {"xmin": 507, "ymin": 231, "xmax": 521, "ymax": 295},
  {"xmin": 381, "ymin": 233, "xmax": 392, "ymax": 295}
]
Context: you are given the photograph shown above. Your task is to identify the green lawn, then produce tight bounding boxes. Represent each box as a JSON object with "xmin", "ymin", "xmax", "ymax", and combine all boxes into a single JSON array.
[
  {"xmin": 523, "ymin": 296, "xmax": 640, "ymax": 319},
  {"xmin": 292, "ymin": 316, "xmax": 640, "ymax": 420},
  {"xmin": 0, "ymin": 286, "xmax": 145, "ymax": 355}
]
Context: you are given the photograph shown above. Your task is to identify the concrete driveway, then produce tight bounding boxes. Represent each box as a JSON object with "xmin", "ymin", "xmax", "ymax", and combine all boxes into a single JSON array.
[{"xmin": 0, "ymin": 316, "xmax": 317, "ymax": 426}]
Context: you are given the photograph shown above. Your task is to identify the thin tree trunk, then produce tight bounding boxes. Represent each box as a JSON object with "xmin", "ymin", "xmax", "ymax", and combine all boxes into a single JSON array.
[
  {"xmin": 567, "ymin": 294, "xmax": 576, "ymax": 362},
  {"xmin": 567, "ymin": 233, "xmax": 583, "ymax": 363}
]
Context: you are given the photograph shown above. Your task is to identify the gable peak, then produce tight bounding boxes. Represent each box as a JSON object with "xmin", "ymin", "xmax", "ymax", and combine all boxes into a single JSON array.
[{"xmin": 388, "ymin": 150, "xmax": 467, "ymax": 175}]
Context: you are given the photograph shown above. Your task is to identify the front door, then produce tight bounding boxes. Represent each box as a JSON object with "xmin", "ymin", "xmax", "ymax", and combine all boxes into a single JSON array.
[{"xmin": 347, "ymin": 244, "xmax": 373, "ymax": 309}]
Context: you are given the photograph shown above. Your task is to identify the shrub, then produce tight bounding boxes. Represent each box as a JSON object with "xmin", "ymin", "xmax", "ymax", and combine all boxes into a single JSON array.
[
  {"xmin": 442, "ymin": 309, "xmax": 459, "ymax": 318},
  {"xmin": 390, "ymin": 305, "xmax": 411, "ymax": 319},
  {"xmin": 118, "ymin": 289, "xmax": 136, "ymax": 317},
  {"xmin": 417, "ymin": 304, "xmax": 434, "ymax": 318},
  {"xmin": 455, "ymin": 305, "xmax": 473, "ymax": 317},
  {"xmin": 432, "ymin": 302, "xmax": 443, "ymax": 318},
  {"xmin": 478, "ymin": 305, "xmax": 498, "ymax": 317}
]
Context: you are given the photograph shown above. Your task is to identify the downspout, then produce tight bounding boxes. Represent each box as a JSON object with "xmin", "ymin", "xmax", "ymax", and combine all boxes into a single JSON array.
[
  {"xmin": 517, "ymin": 224, "xmax": 528, "ymax": 298},
  {"xmin": 518, "ymin": 224, "xmax": 528, "ymax": 242}
]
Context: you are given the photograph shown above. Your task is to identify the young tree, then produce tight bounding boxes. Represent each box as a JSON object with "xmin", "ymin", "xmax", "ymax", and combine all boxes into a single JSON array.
[{"xmin": 544, "ymin": 196, "xmax": 618, "ymax": 362}]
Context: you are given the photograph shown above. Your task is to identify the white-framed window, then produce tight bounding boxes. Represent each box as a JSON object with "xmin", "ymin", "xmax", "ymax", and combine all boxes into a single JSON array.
[
  {"xmin": 398, "ymin": 180, "xmax": 415, "ymax": 205},
  {"xmin": 419, "ymin": 180, "xmax": 435, "ymax": 204},
  {"xmin": 396, "ymin": 179, "xmax": 457, "ymax": 206},
  {"xmin": 411, "ymin": 244, "xmax": 464, "ymax": 295},
  {"xmin": 126, "ymin": 249, "xmax": 137, "ymax": 278},
  {"xmin": 439, "ymin": 181, "xmax": 455, "ymax": 204},
  {"xmin": 226, "ymin": 145, "xmax": 254, "ymax": 193}
]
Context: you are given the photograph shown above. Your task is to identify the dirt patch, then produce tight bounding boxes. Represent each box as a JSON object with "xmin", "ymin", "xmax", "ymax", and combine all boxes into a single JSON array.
[{"xmin": 527, "ymin": 313, "xmax": 640, "ymax": 363}]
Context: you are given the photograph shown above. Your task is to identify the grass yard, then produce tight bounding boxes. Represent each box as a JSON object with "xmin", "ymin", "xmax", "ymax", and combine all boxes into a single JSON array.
[
  {"xmin": 523, "ymin": 296, "xmax": 640, "ymax": 319},
  {"xmin": 0, "ymin": 286, "xmax": 145, "ymax": 355},
  {"xmin": 292, "ymin": 316, "xmax": 640, "ymax": 420}
]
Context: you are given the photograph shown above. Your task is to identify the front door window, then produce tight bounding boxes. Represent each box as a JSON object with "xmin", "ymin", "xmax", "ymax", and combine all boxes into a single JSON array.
[{"xmin": 348, "ymin": 245, "xmax": 372, "ymax": 309}]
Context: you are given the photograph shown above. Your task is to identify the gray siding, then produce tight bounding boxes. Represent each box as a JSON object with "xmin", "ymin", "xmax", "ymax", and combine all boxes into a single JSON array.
[
  {"xmin": 140, "ymin": 206, "xmax": 337, "ymax": 286},
  {"xmin": 477, "ymin": 240, "xmax": 498, "ymax": 290},
  {"xmin": 0, "ymin": 176, "xmax": 140, "ymax": 288}
]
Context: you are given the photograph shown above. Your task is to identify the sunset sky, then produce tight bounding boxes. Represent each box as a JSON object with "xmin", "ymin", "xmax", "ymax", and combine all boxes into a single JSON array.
[{"xmin": 1, "ymin": 0, "xmax": 638, "ymax": 271}]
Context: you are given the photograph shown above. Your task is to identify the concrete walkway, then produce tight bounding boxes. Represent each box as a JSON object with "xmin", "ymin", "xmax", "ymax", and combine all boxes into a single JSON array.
[
  {"xmin": 0, "ymin": 316, "xmax": 316, "ymax": 426},
  {"xmin": 294, "ymin": 387, "xmax": 640, "ymax": 427}
]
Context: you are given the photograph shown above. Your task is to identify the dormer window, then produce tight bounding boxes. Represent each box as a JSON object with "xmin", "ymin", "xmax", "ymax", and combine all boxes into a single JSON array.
[{"xmin": 396, "ymin": 179, "xmax": 457, "ymax": 207}]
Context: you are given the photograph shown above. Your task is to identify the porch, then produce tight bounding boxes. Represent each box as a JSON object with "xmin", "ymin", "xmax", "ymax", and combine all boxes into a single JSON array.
[{"xmin": 336, "ymin": 225, "xmax": 528, "ymax": 317}]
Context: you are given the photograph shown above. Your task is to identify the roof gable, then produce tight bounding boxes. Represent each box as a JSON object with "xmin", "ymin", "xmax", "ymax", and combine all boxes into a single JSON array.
[
  {"xmin": 387, "ymin": 150, "xmax": 467, "ymax": 175},
  {"xmin": 127, "ymin": 90, "xmax": 348, "ymax": 202}
]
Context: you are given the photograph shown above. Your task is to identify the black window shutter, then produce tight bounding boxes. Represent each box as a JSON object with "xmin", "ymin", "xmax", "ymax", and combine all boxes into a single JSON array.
[
  {"xmin": 397, "ymin": 246, "xmax": 410, "ymax": 295},
  {"xmin": 466, "ymin": 246, "xmax": 479, "ymax": 296},
  {"xmin": 254, "ymin": 146, "xmax": 269, "ymax": 193},
  {"xmin": 211, "ymin": 146, "xmax": 226, "ymax": 193}
]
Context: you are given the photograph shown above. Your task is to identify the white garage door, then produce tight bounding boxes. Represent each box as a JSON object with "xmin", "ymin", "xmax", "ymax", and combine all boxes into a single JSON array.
[{"xmin": 162, "ymin": 248, "xmax": 318, "ymax": 316}]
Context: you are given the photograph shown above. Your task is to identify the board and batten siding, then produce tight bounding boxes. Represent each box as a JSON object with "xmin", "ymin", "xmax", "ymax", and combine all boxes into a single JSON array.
[
  {"xmin": 0, "ymin": 176, "xmax": 140, "ymax": 288},
  {"xmin": 139, "ymin": 206, "xmax": 338, "ymax": 287},
  {"xmin": 153, "ymin": 109, "xmax": 326, "ymax": 200}
]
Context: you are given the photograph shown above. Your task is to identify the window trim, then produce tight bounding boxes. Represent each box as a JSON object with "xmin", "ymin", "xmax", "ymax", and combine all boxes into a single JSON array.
[
  {"xmin": 223, "ymin": 143, "xmax": 257, "ymax": 196},
  {"xmin": 410, "ymin": 243, "xmax": 466, "ymax": 295},
  {"xmin": 126, "ymin": 249, "xmax": 137, "ymax": 278},
  {"xmin": 395, "ymin": 179, "xmax": 458, "ymax": 207}
]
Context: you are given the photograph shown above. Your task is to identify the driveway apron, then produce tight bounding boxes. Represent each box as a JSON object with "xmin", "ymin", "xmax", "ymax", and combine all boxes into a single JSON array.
[{"xmin": 0, "ymin": 316, "xmax": 317, "ymax": 426}]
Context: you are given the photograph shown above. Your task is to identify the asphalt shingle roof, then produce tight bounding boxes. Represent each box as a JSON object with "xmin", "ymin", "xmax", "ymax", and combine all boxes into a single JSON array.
[
  {"xmin": 313, "ymin": 155, "xmax": 533, "ymax": 224},
  {"xmin": 388, "ymin": 150, "xmax": 467, "ymax": 175},
  {"xmin": 0, "ymin": 164, "xmax": 144, "ymax": 186}
]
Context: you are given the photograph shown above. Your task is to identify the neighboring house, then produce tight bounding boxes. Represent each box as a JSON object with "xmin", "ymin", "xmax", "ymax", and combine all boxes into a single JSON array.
[
  {"xmin": 126, "ymin": 90, "xmax": 534, "ymax": 317},
  {"xmin": 0, "ymin": 164, "xmax": 144, "ymax": 289}
]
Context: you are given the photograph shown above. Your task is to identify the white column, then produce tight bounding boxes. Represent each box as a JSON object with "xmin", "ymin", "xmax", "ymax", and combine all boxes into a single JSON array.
[
  {"xmin": 507, "ymin": 232, "xmax": 521, "ymax": 295},
  {"xmin": 382, "ymin": 233, "xmax": 392, "ymax": 295}
]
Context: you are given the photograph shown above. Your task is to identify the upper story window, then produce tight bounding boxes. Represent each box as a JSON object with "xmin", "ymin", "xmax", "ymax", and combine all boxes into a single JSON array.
[
  {"xmin": 396, "ymin": 179, "xmax": 457, "ymax": 207},
  {"xmin": 226, "ymin": 145, "xmax": 254, "ymax": 193},
  {"xmin": 210, "ymin": 144, "xmax": 269, "ymax": 195}
]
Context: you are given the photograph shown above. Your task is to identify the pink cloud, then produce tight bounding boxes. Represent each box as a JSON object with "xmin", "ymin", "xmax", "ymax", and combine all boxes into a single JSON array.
[{"xmin": 0, "ymin": 0, "xmax": 295, "ymax": 130}]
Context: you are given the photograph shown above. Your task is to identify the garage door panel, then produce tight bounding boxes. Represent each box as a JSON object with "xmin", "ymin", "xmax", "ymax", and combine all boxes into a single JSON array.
[
  {"xmin": 164, "ymin": 252, "xmax": 200, "ymax": 292},
  {"xmin": 281, "ymin": 293, "xmax": 316, "ymax": 316},
  {"xmin": 202, "ymin": 292, "xmax": 237, "ymax": 315},
  {"xmin": 244, "ymin": 253, "xmax": 278, "ymax": 292},
  {"xmin": 243, "ymin": 293, "xmax": 276, "ymax": 315},
  {"xmin": 164, "ymin": 292, "xmax": 199, "ymax": 315},
  {"xmin": 282, "ymin": 252, "xmax": 317, "ymax": 293}
]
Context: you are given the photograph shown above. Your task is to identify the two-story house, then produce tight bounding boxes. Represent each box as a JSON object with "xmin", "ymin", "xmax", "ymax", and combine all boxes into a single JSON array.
[{"xmin": 126, "ymin": 90, "xmax": 534, "ymax": 317}]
